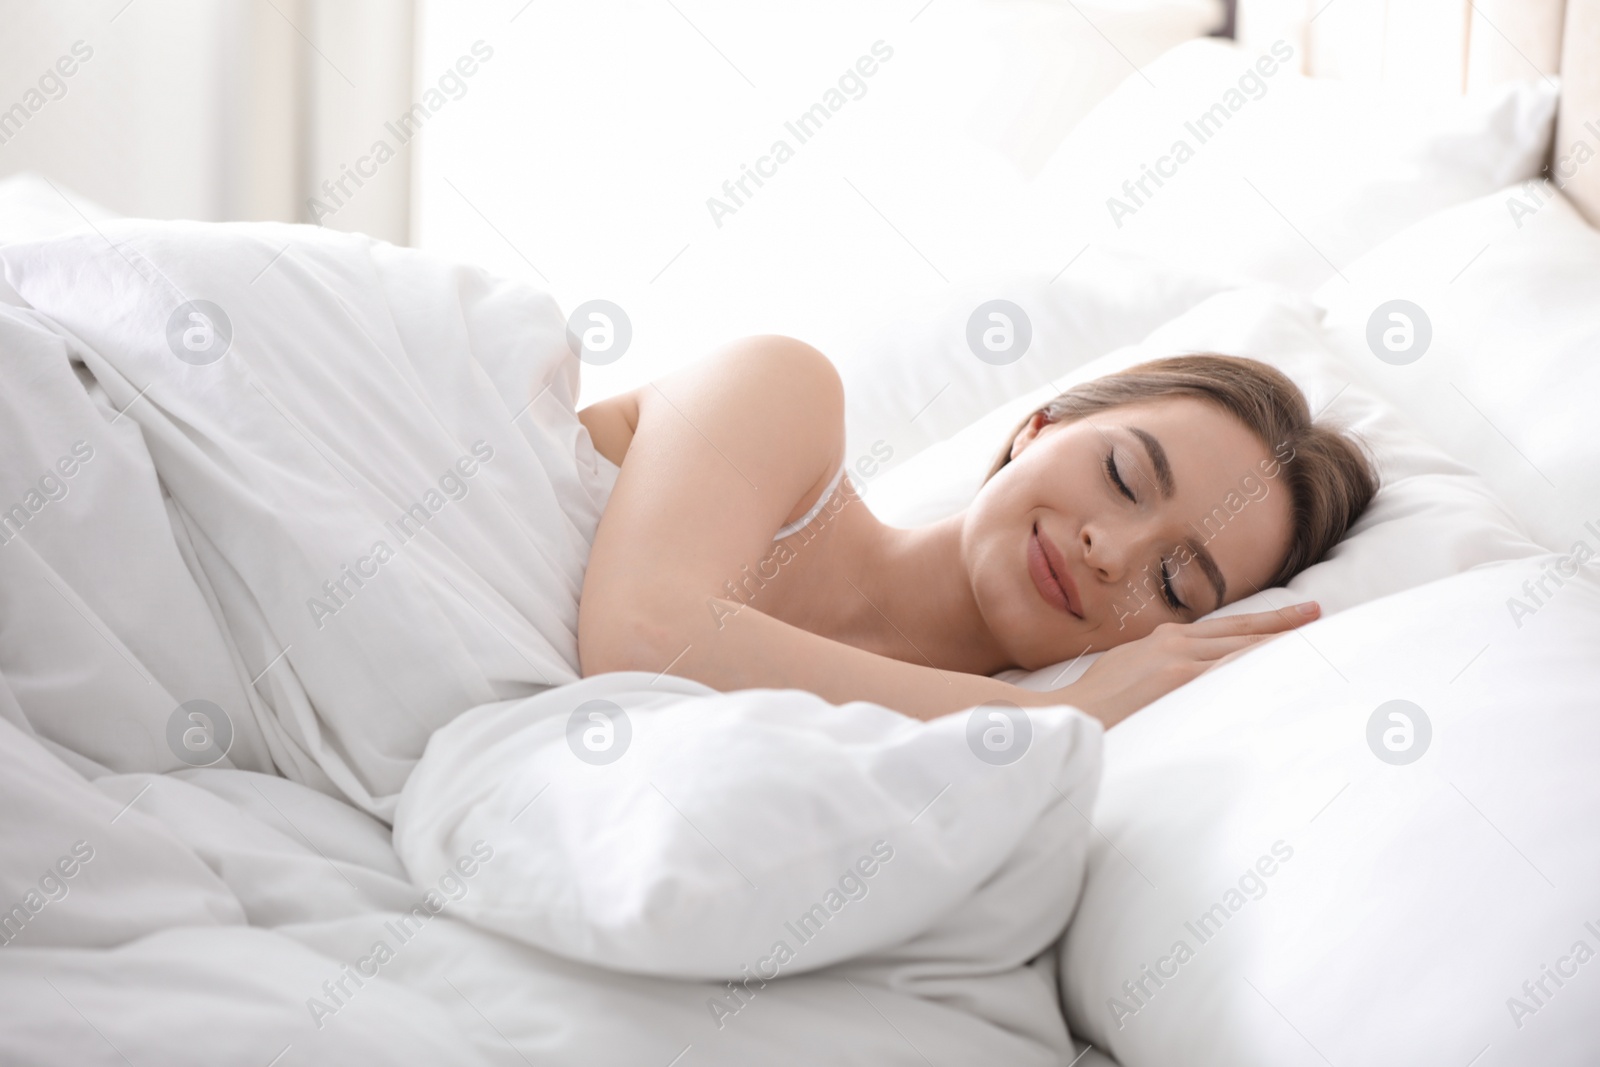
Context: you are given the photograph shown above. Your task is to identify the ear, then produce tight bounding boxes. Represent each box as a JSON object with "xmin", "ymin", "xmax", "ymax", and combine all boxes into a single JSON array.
[{"xmin": 1008, "ymin": 411, "xmax": 1051, "ymax": 461}]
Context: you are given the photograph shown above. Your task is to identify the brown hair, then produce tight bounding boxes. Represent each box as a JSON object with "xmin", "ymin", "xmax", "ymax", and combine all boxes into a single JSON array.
[{"xmin": 985, "ymin": 354, "xmax": 1378, "ymax": 592}]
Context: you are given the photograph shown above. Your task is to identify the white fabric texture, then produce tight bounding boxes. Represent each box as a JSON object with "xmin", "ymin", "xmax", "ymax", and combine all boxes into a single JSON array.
[
  {"xmin": 1019, "ymin": 37, "xmax": 1559, "ymax": 294},
  {"xmin": 833, "ymin": 39, "xmax": 1558, "ymax": 495},
  {"xmin": 0, "ymin": 697, "xmax": 1090, "ymax": 1066},
  {"xmin": 1312, "ymin": 184, "xmax": 1600, "ymax": 554},
  {"xmin": 834, "ymin": 249, "xmax": 1237, "ymax": 477},
  {"xmin": 393, "ymin": 670, "xmax": 1101, "ymax": 979},
  {"xmin": 1058, "ymin": 555, "xmax": 1600, "ymax": 1066},
  {"xmin": 0, "ymin": 172, "xmax": 117, "ymax": 247},
  {"xmin": 0, "ymin": 172, "xmax": 120, "ymax": 307},
  {"xmin": 0, "ymin": 221, "xmax": 618, "ymax": 819},
  {"xmin": 0, "ymin": 710, "xmax": 243, "ymax": 950},
  {"xmin": 0, "ymin": 217, "xmax": 1103, "ymax": 1065},
  {"xmin": 0, "ymin": 708, "xmax": 489, "ymax": 1066}
]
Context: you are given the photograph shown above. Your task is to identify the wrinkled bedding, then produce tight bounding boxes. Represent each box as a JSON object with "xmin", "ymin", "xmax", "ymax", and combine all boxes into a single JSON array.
[
  {"xmin": 0, "ymin": 221, "xmax": 1102, "ymax": 1064},
  {"xmin": 1, "ymin": 220, "xmax": 616, "ymax": 816}
]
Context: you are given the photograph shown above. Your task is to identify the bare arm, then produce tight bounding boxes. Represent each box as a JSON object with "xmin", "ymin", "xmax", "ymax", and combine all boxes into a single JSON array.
[
  {"xmin": 662, "ymin": 592, "xmax": 1045, "ymax": 720},
  {"xmin": 578, "ymin": 336, "xmax": 1044, "ymax": 722}
]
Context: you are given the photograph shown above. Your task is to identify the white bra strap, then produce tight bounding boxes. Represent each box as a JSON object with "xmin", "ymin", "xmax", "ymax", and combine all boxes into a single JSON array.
[{"xmin": 773, "ymin": 462, "xmax": 848, "ymax": 541}]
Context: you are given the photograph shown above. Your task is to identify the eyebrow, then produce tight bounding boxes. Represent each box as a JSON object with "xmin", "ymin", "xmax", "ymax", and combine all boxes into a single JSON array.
[
  {"xmin": 1183, "ymin": 537, "xmax": 1227, "ymax": 612},
  {"xmin": 1128, "ymin": 427, "xmax": 1175, "ymax": 500}
]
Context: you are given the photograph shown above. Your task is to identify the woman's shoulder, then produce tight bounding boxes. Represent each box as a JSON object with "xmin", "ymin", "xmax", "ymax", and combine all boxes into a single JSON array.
[
  {"xmin": 580, "ymin": 335, "xmax": 843, "ymax": 473},
  {"xmin": 716, "ymin": 335, "xmax": 844, "ymax": 416}
]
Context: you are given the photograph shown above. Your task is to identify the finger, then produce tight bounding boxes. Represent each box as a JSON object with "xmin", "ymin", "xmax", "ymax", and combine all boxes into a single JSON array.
[
  {"xmin": 1187, "ymin": 602, "xmax": 1319, "ymax": 637},
  {"xmin": 1188, "ymin": 632, "xmax": 1283, "ymax": 662}
]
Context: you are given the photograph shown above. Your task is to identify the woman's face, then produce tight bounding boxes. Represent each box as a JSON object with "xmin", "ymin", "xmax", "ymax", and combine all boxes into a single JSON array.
[{"xmin": 963, "ymin": 396, "xmax": 1295, "ymax": 669}]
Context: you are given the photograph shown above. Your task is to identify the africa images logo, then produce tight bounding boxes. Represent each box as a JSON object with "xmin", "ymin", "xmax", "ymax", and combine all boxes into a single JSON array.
[
  {"xmin": 705, "ymin": 40, "xmax": 895, "ymax": 229},
  {"xmin": 1104, "ymin": 40, "xmax": 1296, "ymax": 228}
]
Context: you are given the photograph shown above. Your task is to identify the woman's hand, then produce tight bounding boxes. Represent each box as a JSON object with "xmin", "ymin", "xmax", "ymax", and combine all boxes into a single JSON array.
[{"xmin": 1026, "ymin": 602, "xmax": 1322, "ymax": 729}]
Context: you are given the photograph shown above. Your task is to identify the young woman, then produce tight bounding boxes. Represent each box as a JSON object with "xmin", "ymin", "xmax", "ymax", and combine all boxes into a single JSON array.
[{"xmin": 576, "ymin": 335, "xmax": 1376, "ymax": 730}]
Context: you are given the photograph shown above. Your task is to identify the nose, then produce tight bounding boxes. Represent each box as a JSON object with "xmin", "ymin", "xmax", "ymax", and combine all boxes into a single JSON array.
[{"xmin": 1081, "ymin": 521, "xmax": 1137, "ymax": 586}]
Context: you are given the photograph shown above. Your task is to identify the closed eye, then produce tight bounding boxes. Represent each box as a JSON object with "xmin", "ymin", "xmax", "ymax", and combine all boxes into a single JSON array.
[
  {"xmin": 1160, "ymin": 558, "xmax": 1188, "ymax": 613},
  {"xmin": 1104, "ymin": 450, "xmax": 1135, "ymax": 502},
  {"xmin": 1107, "ymin": 448, "xmax": 1191, "ymax": 613}
]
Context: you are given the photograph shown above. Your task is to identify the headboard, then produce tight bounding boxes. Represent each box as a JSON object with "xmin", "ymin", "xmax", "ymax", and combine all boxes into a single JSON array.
[{"xmin": 1234, "ymin": 0, "xmax": 1600, "ymax": 227}]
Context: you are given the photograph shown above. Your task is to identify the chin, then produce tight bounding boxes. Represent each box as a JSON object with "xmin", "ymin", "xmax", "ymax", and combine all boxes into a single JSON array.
[
  {"xmin": 982, "ymin": 580, "xmax": 1084, "ymax": 672},
  {"xmin": 965, "ymin": 516, "xmax": 1070, "ymax": 670}
]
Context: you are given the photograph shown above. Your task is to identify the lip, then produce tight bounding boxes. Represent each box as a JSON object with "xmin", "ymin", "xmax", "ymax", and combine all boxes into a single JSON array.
[{"xmin": 1029, "ymin": 522, "xmax": 1084, "ymax": 619}]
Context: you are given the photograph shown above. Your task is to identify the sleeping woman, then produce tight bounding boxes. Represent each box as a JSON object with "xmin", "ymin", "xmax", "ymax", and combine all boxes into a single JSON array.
[{"xmin": 576, "ymin": 336, "xmax": 1376, "ymax": 729}]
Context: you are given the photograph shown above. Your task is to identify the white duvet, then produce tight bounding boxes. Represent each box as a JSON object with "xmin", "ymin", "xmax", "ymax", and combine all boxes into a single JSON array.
[
  {"xmin": 1, "ymin": 221, "xmax": 617, "ymax": 816},
  {"xmin": 0, "ymin": 221, "xmax": 1101, "ymax": 1065}
]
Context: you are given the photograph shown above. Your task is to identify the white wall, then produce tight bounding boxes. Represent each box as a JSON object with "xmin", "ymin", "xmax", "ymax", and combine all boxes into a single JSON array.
[
  {"xmin": 302, "ymin": 0, "xmax": 416, "ymax": 243},
  {"xmin": 0, "ymin": 0, "xmax": 413, "ymax": 241},
  {"xmin": 1, "ymin": 0, "xmax": 1218, "ymax": 344},
  {"xmin": 412, "ymin": 0, "xmax": 1221, "ymax": 404},
  {"xmin": 0, "ymin": 0, "xmax": 240, "ymax": 219}
]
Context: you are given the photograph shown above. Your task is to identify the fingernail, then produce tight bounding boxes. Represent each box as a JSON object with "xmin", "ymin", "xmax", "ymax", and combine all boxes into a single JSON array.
[{"xmin": 1296, "ymin": 602, "xmax": 1319, "ymax": 616}]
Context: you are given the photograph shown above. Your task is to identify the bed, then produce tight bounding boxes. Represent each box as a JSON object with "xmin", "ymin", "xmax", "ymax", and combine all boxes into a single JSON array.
[{"xmin": 1, "ymin": 1, "xmax": 1596, "ymax": 1064}]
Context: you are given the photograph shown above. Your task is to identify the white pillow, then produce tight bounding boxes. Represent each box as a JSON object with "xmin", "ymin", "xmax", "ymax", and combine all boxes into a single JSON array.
[
  {"xmin": 1018, "ymin": 37, "xmax": 1558, "ymax": 294},
  {"xmin": 1057, "ymin": 552, "xmax": 1600, "ymax": 1065},
  {"xmin": 860, "ymin": 286, "xmax": 1548, "ymax": 689},
  {"xmin": 1312, "ymin": 185, "xmax": 1600, "ymax": 554},
  {"xmin": 835, "ymin": 249, "xmax": 1236, "ymax": 477},
  {"xmin": 950, "ymin": 0, "xmax": 1224, "ymax": 178}
]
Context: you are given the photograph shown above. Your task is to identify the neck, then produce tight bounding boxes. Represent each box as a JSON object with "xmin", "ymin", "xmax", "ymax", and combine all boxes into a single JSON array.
[{"xmin": 844, "ymin": 508, "xmax": 1012, "ymax": 676}]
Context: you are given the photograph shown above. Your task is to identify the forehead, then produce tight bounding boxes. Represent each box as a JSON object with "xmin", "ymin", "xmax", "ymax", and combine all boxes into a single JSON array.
[{"xmin": 1081, "ymin": 396, "xmax": 1269, "ymax": 467}]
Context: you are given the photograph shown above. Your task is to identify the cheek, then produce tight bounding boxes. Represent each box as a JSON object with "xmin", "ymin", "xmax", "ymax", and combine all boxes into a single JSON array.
[
  {"xmin": 961, "ymin": 502, "xmax": 1044, "ymax": 648},
  {"xmin": 963, "ymin": 474, "xmax": 1027, "ymax": 567},
  {"xmin": 1108, "ymin": 603, "xmax": 1165, "ymax": 642}
]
